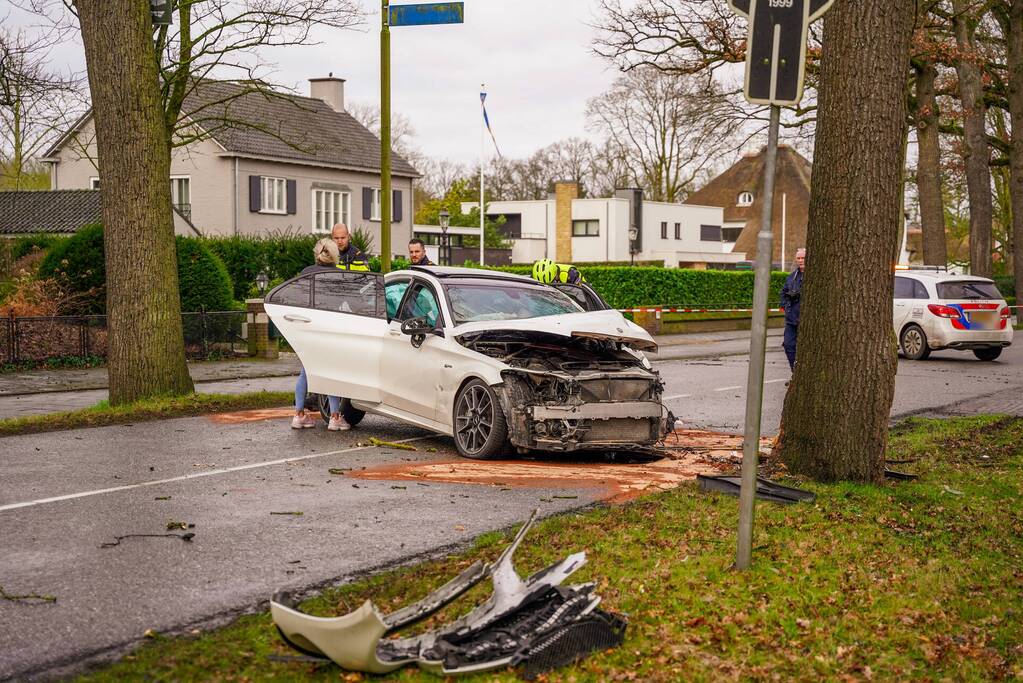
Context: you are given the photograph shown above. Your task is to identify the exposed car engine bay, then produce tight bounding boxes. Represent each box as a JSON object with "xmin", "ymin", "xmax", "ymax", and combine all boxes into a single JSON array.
[{"xmin": 457, "ymin": 331, "xmax": 672, "ymax": 452}]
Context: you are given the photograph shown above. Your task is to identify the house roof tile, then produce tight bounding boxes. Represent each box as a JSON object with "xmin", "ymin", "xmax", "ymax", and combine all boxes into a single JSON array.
[{"xmin": 0, "ymin": 190, "xmax": 102, "ymax": 235}]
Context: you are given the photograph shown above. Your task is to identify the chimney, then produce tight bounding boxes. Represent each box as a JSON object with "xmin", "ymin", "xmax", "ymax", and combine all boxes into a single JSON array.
[
  {"xmin": 554, "ymin": 181, "xmax": 579, "ymax": 263},
  {"xmin": 309, "ymin": 75, "xmax": 345, "ymax": 112}
]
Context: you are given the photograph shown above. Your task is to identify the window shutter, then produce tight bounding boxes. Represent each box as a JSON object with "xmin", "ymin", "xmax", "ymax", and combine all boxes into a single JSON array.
[
  {"xmin": 249, "ymin": 176, "xmax": 261, "ymax": 212},
  {"xmin": 392, "ymin": 190, "xmax": 403, "ymax": 223},
  {"xmin": 286, "ymin": 179, "xmax": 297, "ymax": 215},
  {"xmin": 362, "ymin": 187, "xmax": 373, "ymax": 220}
]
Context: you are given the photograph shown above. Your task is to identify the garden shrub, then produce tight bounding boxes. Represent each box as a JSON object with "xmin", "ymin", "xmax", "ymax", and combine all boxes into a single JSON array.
[
  {"xmin": 38, "ymin": 223, "xmax": 106, "ymax": 313},
  {"xmin": 12, "ymin": 234, "xmax": 68, "ymax": 261},
  {"xmin": 175, "ymin": 237, "xmax": 235, "ymax": 311}
]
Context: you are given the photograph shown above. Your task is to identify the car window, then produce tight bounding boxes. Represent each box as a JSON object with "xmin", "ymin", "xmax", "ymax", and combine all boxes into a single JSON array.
[
  {"xmin": 397, "ymin": 283, "xmax": 441, "ymax": 327},
  {"xmin": 446, "ymin": 283, "xmax": 582, "ymax": 324},
  {"xmin": 266, "ymin": 276, "xmax": 310, "ymax": 307},
  {"xmin": 385, "ymin": 280, "xmax": 410, "ymax": 320},
  {"xmin": 894, "ymin": 276, "xmax": 915, "ymax": 299},
  {"xmin": 552, "ymin": 283, "xmax": 610, "ymax": 312},
  {"xmin": 312, "ymin": 271, "xmax": 385, "ymax": 318},
  {"xmin": 913, "ymin": 280, "xmax": 929, "ymax": 300},
  {"xmin": 936, "ymin": 280, "xmax": 1001, "ymax": 300}
]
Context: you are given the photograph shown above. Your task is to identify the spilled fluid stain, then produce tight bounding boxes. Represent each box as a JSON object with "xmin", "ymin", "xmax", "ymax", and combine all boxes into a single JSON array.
[
  {"xmin": 348, "ymin": 429, "xmax": 773, "ymax": 503},
  {"xmin": 208, "ymin": 408, "xmax": 295, "ymax": 424}
]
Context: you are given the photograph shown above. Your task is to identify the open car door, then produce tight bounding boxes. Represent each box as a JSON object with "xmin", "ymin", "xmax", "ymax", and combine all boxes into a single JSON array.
[{"xmin": 265, "ymin": 270, "xmax": 388, "ymax": 402}]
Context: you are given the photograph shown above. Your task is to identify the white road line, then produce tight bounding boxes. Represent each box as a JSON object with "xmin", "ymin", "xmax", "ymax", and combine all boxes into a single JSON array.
[
  {"xmin": 714, "ymin": 385, "xmax": 743, "ymax": 392},
  {"xmin": 662, "ymin": 393, "xmax": 692, "ymax": 401},
  {"xmin": 765, "ymin": 378, "xmax": 789, "ymax": 384},
  {"xmin": 0, "ymin": 436, "xmax": 433, "ymax": 513}
]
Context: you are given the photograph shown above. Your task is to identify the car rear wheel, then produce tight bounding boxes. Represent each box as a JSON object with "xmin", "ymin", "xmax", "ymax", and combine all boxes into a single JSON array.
[
  {"xmin": 316, "ymin": 395, "xmax": 365, "ymax": 426},
  {"xmin": 900, "ymin": 325, "xmax": 931, "ymax": 360},
  {"xmin": 453, "ymin": 379, "xmax": 509, "ymax": 460},
  {"xmin": 973, "ymin": 347, "xmax": 1003, "ymax": 361}
]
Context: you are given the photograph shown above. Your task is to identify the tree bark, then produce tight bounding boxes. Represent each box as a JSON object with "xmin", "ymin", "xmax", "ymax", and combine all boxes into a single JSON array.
[
  {"xmin": 1008, "ymin": 0, "xmax": 1023, "ymax": 311},
  {"xmin": 75, "ymin": 0, "xmax": 193, "ymax": 403},
  {"xmin": 915, "ymin": 60, "xmax": 948, "ymax": 265},
  {"xmin": 776, "ymin": 0, "xmax": 912, "ymax": 483},
  {"xmin": 952, "ymin": 0, "xmax": 994, "ymax": 277}
]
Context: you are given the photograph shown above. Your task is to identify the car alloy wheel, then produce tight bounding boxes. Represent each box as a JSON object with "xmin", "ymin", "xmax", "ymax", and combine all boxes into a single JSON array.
[
  {"xmin": 900, "ymin": 325, "xmax": 930, "ymax": 360},
  {"xmin": 455, "ymin": 384, "xmax": 494, "ymax": 455}
]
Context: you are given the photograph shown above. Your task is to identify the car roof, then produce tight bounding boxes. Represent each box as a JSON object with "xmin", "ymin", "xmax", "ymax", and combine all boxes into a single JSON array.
[
  {"xmin": 400, "ymin": 265, "xmax": 536, "ymax": 284},
  {"xmin": 896, "ymin": 271, "xmax": 994, "ymax": 283}
]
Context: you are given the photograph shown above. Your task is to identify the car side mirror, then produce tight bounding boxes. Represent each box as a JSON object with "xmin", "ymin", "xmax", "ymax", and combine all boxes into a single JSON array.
[{"xmin": 400, "ymin": 316, "xmax": 442, "ymax": 349}]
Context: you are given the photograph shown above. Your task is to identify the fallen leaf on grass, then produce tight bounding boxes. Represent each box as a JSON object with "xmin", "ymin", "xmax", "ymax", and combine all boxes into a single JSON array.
[{"xmin": 143, "ymin": 629, "xmax": 157, "ymax": 639}]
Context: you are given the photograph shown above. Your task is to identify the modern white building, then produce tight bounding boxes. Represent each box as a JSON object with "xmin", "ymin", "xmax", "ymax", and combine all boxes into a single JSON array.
[{"xmin": 460, "ymin": 183, "xmax": 748, "ymax": 268}]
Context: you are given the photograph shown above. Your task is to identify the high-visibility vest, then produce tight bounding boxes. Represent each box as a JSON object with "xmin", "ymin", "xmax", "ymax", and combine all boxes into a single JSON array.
[
  {"xmin": 337, "ymin": 248, "xmax": 370, "ymax": 272},
  {"xmin": 552, "ymin": 263, "xmax": 584, "ymax": 284}
]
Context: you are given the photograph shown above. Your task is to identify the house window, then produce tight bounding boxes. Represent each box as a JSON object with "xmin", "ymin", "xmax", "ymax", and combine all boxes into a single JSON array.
[
  {"xmin": 723, "ymin": 226, "xmax": 743, "ymax": 242},
  {"xmin": 370, "ymin": 188, "xmax": 381, "ymax": 221},
  {"xmin": 700, "ymin": 224, "xmax": 723, "ymax": 242},
  {"xmin": 674, "ymin": 222, "xmax": 681, "ymax": 240},
  {"xmin": 660, "ymin": 221, "xmax": 668, "ymax": 239},
  {"xmin": 90, "ymin": 177, "xmax": 100, "ymax": 190},
  {"xmin": 171, "ymin": 176, "xmax": 190, "ymax": 220},
  {"xmin": 572, "ymin": 219, "xmax": 599, "ymax": 236},
  {"xmin": 261, "ymin": 176, "xmax": 287, "ymax": 214},
  {"xmin": 737, "ymin": 191, "xmax": 754, "ymax": 207},
  {"xmin": 312, "ymin": 189, "xmax": 350, "ymax": 233}
]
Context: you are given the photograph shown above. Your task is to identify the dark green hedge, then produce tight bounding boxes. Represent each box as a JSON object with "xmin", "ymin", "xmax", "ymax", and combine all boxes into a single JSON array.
[
  {"xmin": 38, "ymin": 225, "xmax": 235, "ymax": 313},
  {"xmin": 12, "ymin": 234, "xmax": 68, "ymax": 261},
  {"xmin": 471, "ymin": 264, "xmax": 787, "ymax": 308}
]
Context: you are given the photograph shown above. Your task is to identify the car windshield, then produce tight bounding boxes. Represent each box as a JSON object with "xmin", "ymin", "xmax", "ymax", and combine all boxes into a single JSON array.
[
  {"xmin": 446, "ymin": 282, "xmax": 583, "ymax": 324},
  {"xmin": 936, "ymin": 281, "xmax": 1001, "ymax": 300}
]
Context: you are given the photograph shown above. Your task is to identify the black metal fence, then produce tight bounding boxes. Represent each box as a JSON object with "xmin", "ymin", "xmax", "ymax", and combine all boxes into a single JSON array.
[{"xmin": 1, "ymin": 309, "xmax": 247, "ymax": 364}]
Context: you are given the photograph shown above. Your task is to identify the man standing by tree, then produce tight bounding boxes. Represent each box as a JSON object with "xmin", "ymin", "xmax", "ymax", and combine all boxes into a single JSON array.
[{"xmin": 780, "ymin": 248, "xmax": 806, "ymax": 370}]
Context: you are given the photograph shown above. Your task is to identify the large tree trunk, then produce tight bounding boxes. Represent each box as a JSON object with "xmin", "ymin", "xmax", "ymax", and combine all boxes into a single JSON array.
[
  {"xmin": 915, "ymin": 60, "xmax": 948, "ymax": 265},
  {"xmin": 776, "ymin": 0, "xmax": 912, "ymax": 483},
  {"xmin": 75, "ymin": 0, "xmax": 193, "ymax": 403},
  {"xmin": 1008, "ymin": 0, "xmax": 1023, "ymax": 312},
  {"xmin": 952, "ymin": 0, "xmax": 994, "ymax": 277}
]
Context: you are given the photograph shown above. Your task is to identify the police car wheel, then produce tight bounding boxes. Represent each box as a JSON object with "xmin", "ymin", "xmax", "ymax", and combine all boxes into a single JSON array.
[
  {"xmin": 453, "ymin": 379, "xmax": 508, "ymax": 460},
  {"xmin": 900, "ymin": 325, "xmax": 930, "ymax": 361},
  {"xmin": 973, "ymin": 347, "xmax": 1002, "ymax": 362}
]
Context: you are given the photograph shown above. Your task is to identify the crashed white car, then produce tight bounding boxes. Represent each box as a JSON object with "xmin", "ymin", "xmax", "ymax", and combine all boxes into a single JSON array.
[{"xmin": 265, "ymin": 266, "xmax": 671, "ymax": 459}]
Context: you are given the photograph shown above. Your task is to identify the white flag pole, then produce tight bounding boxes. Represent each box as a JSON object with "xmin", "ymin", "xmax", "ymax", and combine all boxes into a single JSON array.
[{"xmin": 479, "ymin": 83, "xmax": 486, "ymax": 266}]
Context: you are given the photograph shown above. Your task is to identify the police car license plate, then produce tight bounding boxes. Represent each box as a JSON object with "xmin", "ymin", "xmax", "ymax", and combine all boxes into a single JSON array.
[{"xmin": 969, "ymin": 311, "xmax": 996, "ymax": 328}]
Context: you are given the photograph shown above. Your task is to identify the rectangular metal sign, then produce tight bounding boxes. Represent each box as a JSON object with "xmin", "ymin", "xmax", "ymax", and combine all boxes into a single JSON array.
[{"xmin": 389, "ymin": 2, "xmax": 464, "ymax": 26}]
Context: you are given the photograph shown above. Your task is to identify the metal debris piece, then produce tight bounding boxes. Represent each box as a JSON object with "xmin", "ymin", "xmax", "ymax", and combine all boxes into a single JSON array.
[
  {"xmin": 696, "ymin": 474, "xmax": 815, "ymax": 504},
  {"xmin": 883, "ymin": 469, "xmax": 918, "ymax": 481},
  {"xmin": 271, "ymin": 510, "xmax": 625, "ymax": 676}
]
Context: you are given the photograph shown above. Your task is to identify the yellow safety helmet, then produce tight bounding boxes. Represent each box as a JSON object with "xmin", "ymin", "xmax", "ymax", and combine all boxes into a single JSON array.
[{"xmin": 532, "ymin": 259, "xmax": 559, "ymax": 284}]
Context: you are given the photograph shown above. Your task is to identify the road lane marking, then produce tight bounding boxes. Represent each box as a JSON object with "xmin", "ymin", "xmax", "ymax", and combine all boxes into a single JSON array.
[
  {"xmin": 714, "ymin": 385, "xmax": 743, "ymax": 392},
  {"xmin": 0, "ymin": 436, "xmax": 433, "ymax": 513},
  {"xmin": 663, "ymin": 393, "xmax": 692, "ymax": 401},
  {"xmin": 765, "ymin": 378, "xmax": 788, "ymax": 384}
]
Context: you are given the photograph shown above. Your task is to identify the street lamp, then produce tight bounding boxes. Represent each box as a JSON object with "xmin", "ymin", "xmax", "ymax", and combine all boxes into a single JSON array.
[
  {"xmin": 439, "ymin": 209, "xmax": 451, "ymax": 267},
  {"xmin": 256, "ymin": 270, "xmax": 269, "ymax": 296}
]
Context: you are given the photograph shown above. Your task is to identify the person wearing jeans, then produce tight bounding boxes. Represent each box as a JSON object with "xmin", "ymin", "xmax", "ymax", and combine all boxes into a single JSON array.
[{"xmin": 290, "ymin": 238, "xmax": 348, "ymax": 431}]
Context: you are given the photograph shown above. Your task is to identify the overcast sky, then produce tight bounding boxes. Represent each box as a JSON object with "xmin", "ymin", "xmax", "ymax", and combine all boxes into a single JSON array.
[{"xmin": 12, "ymin": 0, "xmax": 621, "ymax": 165}]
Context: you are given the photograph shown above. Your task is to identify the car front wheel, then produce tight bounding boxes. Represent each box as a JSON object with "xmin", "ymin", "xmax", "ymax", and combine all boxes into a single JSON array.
[
  {"xmin": 973, "ymin": 347, "xmax": 1002, "ymax": 361},
  {"xmin": 900, "ymin": 325, "xmax": 931, "ymax": 360},
  {"xmin": 453, "ymin": 379, "xmax": 509, "ymax": 459}
]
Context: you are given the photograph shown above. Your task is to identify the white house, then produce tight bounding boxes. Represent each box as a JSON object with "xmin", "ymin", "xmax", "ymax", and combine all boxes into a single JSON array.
[{"xmin": 460, "ymin": 182, "xmax": 748, "ymax": 268}]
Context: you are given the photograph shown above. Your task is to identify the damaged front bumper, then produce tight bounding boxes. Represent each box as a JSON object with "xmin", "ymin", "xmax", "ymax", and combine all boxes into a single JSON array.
[{"xmin": 270, "ymin": 511, "xmax": 626, "ymax": 677}]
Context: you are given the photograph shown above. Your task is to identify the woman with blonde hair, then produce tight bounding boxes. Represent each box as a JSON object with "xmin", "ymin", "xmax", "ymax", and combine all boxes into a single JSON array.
[{"xmin": 291, "ymin": 238, "xmax": 347, "ymax": 430}]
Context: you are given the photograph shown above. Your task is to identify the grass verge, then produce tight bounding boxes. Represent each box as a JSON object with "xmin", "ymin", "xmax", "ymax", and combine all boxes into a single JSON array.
[
  {"xmin": 0, "ymin": 391, "xmax": 292, "ymax": 437},
  {"xmin": 78, "ymin": 415, "xmax": 1023, "ymax": 682}
]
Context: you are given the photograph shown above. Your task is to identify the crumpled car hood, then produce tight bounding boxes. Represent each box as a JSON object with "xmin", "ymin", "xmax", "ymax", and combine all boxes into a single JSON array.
[{"xmin": 452, "ymin": 310, "xmax": 657, "ymax": 352}]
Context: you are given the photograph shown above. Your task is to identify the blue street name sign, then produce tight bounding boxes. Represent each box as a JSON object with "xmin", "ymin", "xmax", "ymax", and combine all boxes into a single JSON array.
[{"xmin": 388, "ymin": 2, "xmax": 465, "ymax": 27}]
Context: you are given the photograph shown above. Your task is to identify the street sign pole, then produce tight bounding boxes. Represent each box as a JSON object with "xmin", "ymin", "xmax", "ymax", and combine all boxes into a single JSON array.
[
  {"xmin": 380, "ymin": 0, "xmax": 392, "ymax": 273},
  {"xmin": 736, "ymin": 104, "xmax": 780, "ymax": 570}
]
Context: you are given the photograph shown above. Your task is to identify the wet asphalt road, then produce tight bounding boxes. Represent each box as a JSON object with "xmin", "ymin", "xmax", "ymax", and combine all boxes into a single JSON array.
[{"xmin": 2, "ymin": 341, "xmax": 1023, "ymax": 681}]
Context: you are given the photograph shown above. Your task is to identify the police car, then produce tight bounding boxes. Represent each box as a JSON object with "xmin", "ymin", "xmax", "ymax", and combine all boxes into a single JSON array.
[{"xmin": 894, "ymin": 269, "xmax": 1013, "ymax": 361}]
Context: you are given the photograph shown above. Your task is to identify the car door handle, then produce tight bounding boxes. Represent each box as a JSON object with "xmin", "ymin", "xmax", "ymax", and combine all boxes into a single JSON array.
[
  {"xmin": 283, "ymin": 314, "xmax": 310, "ymax": 323},
  {"xmin": 389, "ymin": 329, "xmax": 402, "ymax": 336}
]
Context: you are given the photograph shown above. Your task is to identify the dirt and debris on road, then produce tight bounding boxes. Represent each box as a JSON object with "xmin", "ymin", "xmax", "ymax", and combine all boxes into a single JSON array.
[{"xmin": 348, "ymin": 429, "xmax": 772, "ymax": 502}]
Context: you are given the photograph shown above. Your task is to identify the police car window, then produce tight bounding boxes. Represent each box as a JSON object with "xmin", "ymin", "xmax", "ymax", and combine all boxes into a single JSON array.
[
  {"xmin": 385, "ymin": 280, "xmax": 410, "ymax": 320},
  {"xmin": 397, "ymin": 283, "xmax": 440, "ymax": 327},
  {"xmin": 312, "ymin": 272, "xmax": 385, "ymax": 317},
  {"xmin": 266, "ymin": 276, "xmax": 310, "ymax": 307},
  {"xmin": 893, "ymin": 277, "xmax": 915, "ymax": 299},
  {"xmin": 936, "ymin": 281, "xmax": 1001, "ymax": 300},
  {"xmin": 912, "ymin": 280, "xmax": 929, "ymax": 299}
]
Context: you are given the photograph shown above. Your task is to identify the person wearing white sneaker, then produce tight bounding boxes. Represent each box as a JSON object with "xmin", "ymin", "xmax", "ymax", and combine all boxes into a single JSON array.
[{"xmin": 328, "ymin": 414, "xmax": 350, "ymax": 431}]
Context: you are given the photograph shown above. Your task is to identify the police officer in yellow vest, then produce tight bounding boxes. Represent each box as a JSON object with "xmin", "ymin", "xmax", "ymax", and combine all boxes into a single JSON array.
[
  {"xmin": 531, "ymin": 258, "xmax": 584, "ymax": 285},
  {"xmin": 331, "ymin": 223, "xmax": 370, "ymax": 271}
]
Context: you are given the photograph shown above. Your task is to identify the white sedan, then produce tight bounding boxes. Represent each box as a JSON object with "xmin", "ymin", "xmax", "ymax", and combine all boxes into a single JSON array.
[{"xmin": 265, "ymin": 266, "xmax": 672, "ymax": 459}]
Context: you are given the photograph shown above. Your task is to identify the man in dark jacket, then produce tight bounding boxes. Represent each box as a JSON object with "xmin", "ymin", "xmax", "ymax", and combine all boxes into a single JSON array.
[
  {"xmin": 331, "ymin": 223, "xmax": 369, "ymax": 271},
  {"xmin": 408, "ymin": 238, "xmax": 433, "ymax": 266},
  {"xmin": 780, "ymin": 248, "xmax": 806, "ymax": 370}
]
